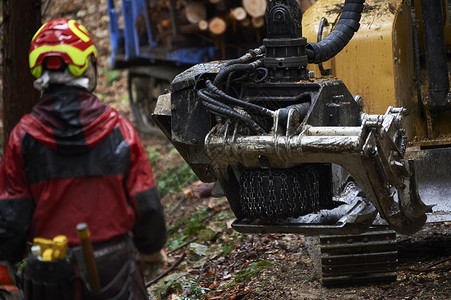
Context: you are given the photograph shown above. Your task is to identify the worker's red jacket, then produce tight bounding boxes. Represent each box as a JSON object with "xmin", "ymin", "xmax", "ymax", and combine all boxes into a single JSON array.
[{"xmin": 0, "ymin": 85, "xmax": 166, "ymax": 264}]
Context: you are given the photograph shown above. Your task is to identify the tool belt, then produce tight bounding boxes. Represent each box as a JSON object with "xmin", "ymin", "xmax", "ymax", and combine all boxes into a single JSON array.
[
  {"xmin": 20, "ymin": 235, "xmax": 145, "ymax": 300},
  {"xmin": 72, "ymin": 235, "xmax": 144, "ymax": 300},
  {"xmin": 21, "ymin": 253, "xmax": 76, "ymax": 300}
]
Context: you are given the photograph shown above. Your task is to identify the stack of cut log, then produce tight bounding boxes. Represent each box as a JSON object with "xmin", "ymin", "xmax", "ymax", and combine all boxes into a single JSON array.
[{"xmin": 141, "ymin": 0, "xmax": 316, "ymax": 54}]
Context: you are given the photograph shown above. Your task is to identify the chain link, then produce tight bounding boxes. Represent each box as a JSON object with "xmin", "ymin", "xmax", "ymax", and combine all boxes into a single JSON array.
[
  {"xmin": 267, "ymin": 174, "xmax": 278, "ymax": 216},
  {"xmin": 256, "ymin": 172, "xmax": 264, "ymax": 217},
  {"xmin": 280, "ymin": 173, "xmax": 290, "ymax": 216},
  {"xmin": 239, "ymin": 166, "xmax": 322, "ymax": 219}
]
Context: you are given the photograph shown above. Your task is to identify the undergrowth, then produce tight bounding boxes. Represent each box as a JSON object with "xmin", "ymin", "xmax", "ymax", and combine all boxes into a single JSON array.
[{"xmin": 147, "ymin": 147, "xmax": 198, "ymax": 198}]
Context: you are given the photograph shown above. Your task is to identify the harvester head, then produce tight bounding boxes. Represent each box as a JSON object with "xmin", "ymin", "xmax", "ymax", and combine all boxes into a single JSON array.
[{"xmin": 153, "ymin": 0, "xmax": 432, "ymax": 236}]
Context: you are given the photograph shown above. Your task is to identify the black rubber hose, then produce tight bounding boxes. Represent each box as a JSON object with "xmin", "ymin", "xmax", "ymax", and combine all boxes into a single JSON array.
[
  {"xmin": 306, "ymin": 0, "xmax": 365, "ymax": 64},
  {"xmin": 223, "ymin": 45, "xmax": 266, "ymax": 68},
  {"xmin": 213, "ymin": 60, "xmax": 263, "ymax": 88},
  {"xmin": 203, "ymin": 89, "xmax": 269, "ymax": 120},
  {"xmin": 198, "ymin": 89, "xmax": 234, "ymax": 114},
  {"xmin": 205, "ymin": 80, "xmax": 274, "ymax": 117},
  {"xmin": 198, "ymin": 89, "xmax": 266, "ymax": 134},
  {"xmin": 225, "ymin": 71, "xmax": 242, "ymax": 95},
  {"xmin": 199, "ymin": 97, "xmax": 266, "ymax": 135}
]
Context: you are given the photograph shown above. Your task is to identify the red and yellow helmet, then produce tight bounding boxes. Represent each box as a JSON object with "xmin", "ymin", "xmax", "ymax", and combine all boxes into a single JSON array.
[{"xmin": 29, "ymin": 18, "xmax": 97, "ymax": 78}]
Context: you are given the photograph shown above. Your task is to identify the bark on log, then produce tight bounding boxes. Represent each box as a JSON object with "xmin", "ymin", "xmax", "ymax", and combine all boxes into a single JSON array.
[
  {"xmin": 251, "ymin": 16, "xmax": 265, "ymax": 28},
  {"xmin": 180, "ymin": 20, "xmax": 208, "ymax": 34},
  {"xmin": 144, "ymin": 0, "xmax": 267, "ymax": 50},
  {"xmin": 241, "ymin": 18, "xmax": 251, "ymax": 27},
  {"xmin": 159, "ymin": 20, "xmax": 208, "ymax": 48}
]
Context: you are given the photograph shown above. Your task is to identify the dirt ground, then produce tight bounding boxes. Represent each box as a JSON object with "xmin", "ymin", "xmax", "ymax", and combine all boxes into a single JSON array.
[
  {"xmin": 1, "ymin": 1, "xmax": 450, "ymax": 299},
  {"xmin": 144, "ymin": 136, "xmax": 451, "ymax": 300},
  {"xmin": 160, "ymin": 180, "xmax": 451, "ymax": 299}
]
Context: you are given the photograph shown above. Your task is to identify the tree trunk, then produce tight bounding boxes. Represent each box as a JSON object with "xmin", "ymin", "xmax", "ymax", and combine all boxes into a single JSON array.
[
  {"xmin": 230, "ymin": 7, "xmax": 247, "ymax": 21},
  {"xmin": 251, "ymin": 16, "xmax": 265, "ymax": 28},
  {"xmin": 208, "ymin": 17, "xmax": 227, "ymax": 36},
  {"xmin": 241, "ymin": 18, "xmax": 251, "ymax": 27},
  {"xmin": 184, "ymin": 2, "xmax": 207, "ymax": 24},
  {"xmin": 180, "ymin": 20, "xmax": 209, "ymax": 34},
  {"xmin": 2, "ymin": 0, "xmax": 41, "ymax": 146},
  {"xmin": 242, "ymin": 0, "xmax": 267, "ymax": 18}
]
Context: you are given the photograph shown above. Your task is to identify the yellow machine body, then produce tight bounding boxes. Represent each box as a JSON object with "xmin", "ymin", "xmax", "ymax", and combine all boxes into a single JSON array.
[
  {"xmin": 302, "ymin": 0, "xmax": 451, "ymax": 144},
  {"xmin": 302, "ymin": 0, "xmax": 451, "ymax": 222}
]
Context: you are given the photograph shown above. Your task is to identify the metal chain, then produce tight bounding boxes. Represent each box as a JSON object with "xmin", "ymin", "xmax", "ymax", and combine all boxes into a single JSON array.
[
  {"xmin": 267, "ymin": 173, "xmax": 278, "ymax": 217},
  {"xmin": 239, "ymin": 167, "xmax": 322, "ymax": 219},
  {"xmin": 280, "ymin": 173, "xmax": 291, "ymax": 217},
  {"xmin": 256, "ymin": 171, "xmax": 264, "ymax": 217},
  {"xmin": 240, "ymin": 172, "xmax": 250, "ymax": 216},
  {"xmin": 293, "ymin": 174, "xmax": 304, "ymax": 212}
]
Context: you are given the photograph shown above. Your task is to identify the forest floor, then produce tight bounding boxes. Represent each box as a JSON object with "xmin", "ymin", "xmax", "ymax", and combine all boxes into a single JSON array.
[{"xmin": 0, "ymin": 0, "xmax": 450, "ymax": 299}]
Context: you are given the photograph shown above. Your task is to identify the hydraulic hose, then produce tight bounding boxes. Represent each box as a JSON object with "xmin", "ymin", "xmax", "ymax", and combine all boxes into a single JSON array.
[
  {"xmin": 203, "ymin": 89, "xmax": 268, "ymax": 120},
  {"xmin": 306, "ymin": 0, "xmax": 365, "ymax": 64},
  {"xmin": 205, "ymin": 80, "xmax": 274, "ymax": 117},
  {"xmin": 213, "ymin": 60, "xmax": 263, "ymax": 88},
  {"xmin": 198, "ymin": 89, "xmax": 266, "ymax": 134},
  {"xmin": 222, "ymin": 45, "xmax": 266, "ymax": 68}
]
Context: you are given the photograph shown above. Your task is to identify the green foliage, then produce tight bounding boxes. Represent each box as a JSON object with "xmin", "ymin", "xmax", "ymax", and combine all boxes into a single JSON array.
[
  {"xmin": 146, "ymin": 146, "xmax": 198, "ymax": 198},
  {"xmin": 166, "ymin": 207, "xmax": 209, "ymax": 251},
  {"xmin": 180, "ymin": 276, "xmax": 210, "ymax": 299},
  {"xmin": 234, "ymin": 260, "xmax": 272, "ymax": 283},
  {"xmin": 184, "ymin": 207, "xmax": 209, "ymax": 236},
  {"xmin": 156, "ymin": 163, "xmax": 198, "ymax": 198},
  {"xmin": 219, "ymin": 241, "xmax": 235, "ymax": 257},
  {"xmin": 147, "ymin": 147, "xmax": 161, "ymax": 164},
  {"xmin": 120, "ymin": 94, "xmax": 129, "ymax": 104},
  {"xmin": 104, "ymin": 69, "xmax": 121, "ymax": 85},
  {"xmin": 155, "ymin": 273, "xmax": 185, "ymax": 300},
  {"xmin": 15, "ymin": 257, "xmax": 27, "ymax": 273},
  {"xmin": 169, "ymin": 147, "xmax": 179, "ymax": 154},
  {"xmin": 154, "ymin": 275, "xmax": 209, "ymax": 300},
  {"xmin": 213, "ymin": 210, "xmax": 234, "ymax": 221},
  {"xmin": 166, "ymin": 234, "xmax": 188, "ymax": 251}
]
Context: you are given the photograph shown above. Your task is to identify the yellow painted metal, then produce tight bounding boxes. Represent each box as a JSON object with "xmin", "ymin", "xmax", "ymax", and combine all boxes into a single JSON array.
[
  {"xmin": 303, "ymin": 0, "xmax": 410, "ymax": 110},
  {"xmin": 302, "ymin": 0, "xmax": 448, "ymax": 140}
]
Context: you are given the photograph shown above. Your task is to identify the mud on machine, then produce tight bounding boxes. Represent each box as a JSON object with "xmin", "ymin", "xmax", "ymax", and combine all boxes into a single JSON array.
[{"xmin": 153, "ymin": 0, "xmax": 435, "ymax": 285}]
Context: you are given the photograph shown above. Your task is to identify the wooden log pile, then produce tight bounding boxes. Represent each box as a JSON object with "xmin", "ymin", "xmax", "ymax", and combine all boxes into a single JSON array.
[{"xmin": 140, "ymin": 0, "xmax": 316, "ymax": 55}]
